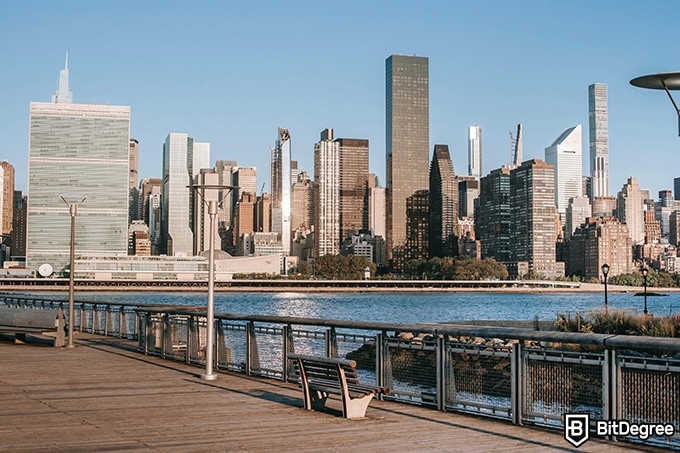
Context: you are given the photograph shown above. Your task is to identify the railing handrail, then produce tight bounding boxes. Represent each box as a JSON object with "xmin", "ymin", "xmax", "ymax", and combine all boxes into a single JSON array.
[{"xmin": 136, "ymin": 306, "xmax": 680, "ymax": 352}]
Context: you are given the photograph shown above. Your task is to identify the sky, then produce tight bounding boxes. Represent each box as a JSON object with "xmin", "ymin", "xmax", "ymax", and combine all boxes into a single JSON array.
[{"xmin": 3, "ymin": 1, "xmax": 680, "ymax": 199}]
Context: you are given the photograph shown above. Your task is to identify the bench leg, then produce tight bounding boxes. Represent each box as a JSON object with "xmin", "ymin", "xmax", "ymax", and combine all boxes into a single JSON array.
[
  {"xmin": 309, "ymin": 390, "xmax": 329, "ymax": 411},
  {"xmin": 342, "ymin": 394, "xmax": 373, "ymax": 419},
  {"xmin": 14, "ymin": 333, "xmax": 27, "ymax": 345}
]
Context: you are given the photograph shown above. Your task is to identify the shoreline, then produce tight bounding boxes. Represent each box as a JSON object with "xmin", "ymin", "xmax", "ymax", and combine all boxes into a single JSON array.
[{"xmin": 0, "ymin": 281, "xmax": 674, "ymax": 294}]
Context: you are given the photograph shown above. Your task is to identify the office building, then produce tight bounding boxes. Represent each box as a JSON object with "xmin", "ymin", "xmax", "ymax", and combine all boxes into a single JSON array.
[
  {"xmin": 0, "ymin": 162, "xmax": 14, "ymax": 236},
  {"xmin": 11, "ymin": 191, "xmax": 27, "ymax": 258},
  {"xmin": 545, "ymin": 125, "xmax": 582, "ymax": 223},
  {"xmin": 271, "ymin": 128, "xmax": 292, "ymax": 256},
  {"xmin": 565, "ymin": 195, "xmax": 591, "ymax": 240},
  {"xmin": 386, "ymin": 55, "xmax": 429, "ymax": 266},
  {"xmin": 129, "ymin": 139, "xmax": 139, "ymax": 222},
  {"xmin": 337, "ymin": 138, "xmax": 369, "ymax": 241},
  {"xmin": 589, "ymin": 83, "xmax": 609, "ymax": 199},
  {"xmin": 314, "ymin": 129, "xmax": 340, "ymax": 257},
  {"xmin": 568, "ymin": 217, "xmax": 632, "ymax": 279},
  {"xmin": 429, "ymin": 145, "xmax": 459, "ymax": 258},
  {"xmin": 291, "ymin": 171, "xmax": 312, "ymax": 233},
  {"xmin": 476, "ymin": 167, "xmax": 512, "ymax": 263},
  {"xmin": 616, "ymin": 177, "xmax": 645, "ymax": 245},
  {"xmin": 510, "ymin": 159, "xmax": 564, "ymax": 278},
  {"xmin": 458, "ymin": 176, "xmax": 479, "ymax": 219},
  {"xmin": 139, "ymin": 178, "xmax": 162, "ymax": 227},
  {"xmin": 161, "ymin": 132, "xmax": 210, "ymax": 256},
  {"xmin": 404, "ymin": 189, "xmax": 429, "ymax": 265},
  {"xmin": 26, "ymin": 58, "xmax": 130, "ymax": 273},
  {"xmin": 468, "ymin": 126, "xmax": 482, "ymax": 178},
  {"xmin": 256, "ymin": 193, "xmax": 273, "ymax": 234},
  {"xmin": 367, "ymin": 174, "xmax": 386, "ymax": 240}
]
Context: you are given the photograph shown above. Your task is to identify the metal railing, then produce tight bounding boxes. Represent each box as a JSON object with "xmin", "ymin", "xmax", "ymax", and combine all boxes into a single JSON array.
[{"xmin": 2, "ymin": 294, "xmax": 679, "ymax": 450}]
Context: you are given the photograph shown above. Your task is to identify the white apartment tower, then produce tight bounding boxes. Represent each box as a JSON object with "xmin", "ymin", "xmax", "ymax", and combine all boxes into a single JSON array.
[
  {"xmin": 313, "ymin": 128, "xmax": 340, "ymax": 256},
  {"xmin": 589, "ymin": 83, "xmax": 609, "ymax": 199},
  {"xmin": 545, "ymin": 125, "xmax": 583, "ymax": 223},
  {"xmin": 468, "ymin": 125, "xmax": 482, "ymax": 179},
  {"xmin": 27, "ymin": 56, "xmax": 130, "ymax": 273}
]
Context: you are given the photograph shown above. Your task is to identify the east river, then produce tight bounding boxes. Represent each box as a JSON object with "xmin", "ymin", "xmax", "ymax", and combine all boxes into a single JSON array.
[{"xmin": 12, "ymin": 289, "xmax": 680, "ymax": 324}]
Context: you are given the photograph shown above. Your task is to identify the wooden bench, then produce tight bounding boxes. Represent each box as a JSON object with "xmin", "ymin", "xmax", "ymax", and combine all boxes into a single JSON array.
[
  {"xmin": 288, "ymin": 353, "xmax": 390, "ymax": 419},
  {"xmin": 0, "ymin": 307, "xmax": 65, "ymax": 347}
]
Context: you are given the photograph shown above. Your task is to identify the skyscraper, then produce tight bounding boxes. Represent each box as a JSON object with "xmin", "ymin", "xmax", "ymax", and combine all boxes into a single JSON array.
[
  {"xmin": 589, "ymin": 83, "xmax": 609, "ymax": 199},
  {"xmin": 314, "ymin": 128, "xmax": 340, "ymax": 257},
  {"xmin": 27, "ymin": 58, "xmax": 130, "ymax": 273},
  {"xmin": 129, "ymin": 138, "xmax": 139, "ymax": 223},
  {"xmin": 510, "ymin": 159, "xmax": 563, "ymax": 278},
  {"xmin": 617, "ymin": 177, "xmax": 645, "ymax": 245},
  {"xmin": 468, "ymin": 126, "xmax": 482, "ymax": 179},
  {"xmin": 271, "ymin": 128, "xmax": 291, "ymax": 256},
  {"xmin": 0, "ymin": 161, "xmax": 14, "ymax": 236},
  {"xmin": 429, "ymin": 145, "xmax": 459, "ymax": 258},
  {"xmin": 476, "ymin": 167, "xmax": 512, "ymax": 263},
  {"xmin": 337, "ymin": 138, "xmax": 369, "ymax": 241},
  {"xmin": 161, "ymin": 132, "xmax": 209, "ymax": 256},
  {"xmin": 545, "ymin": 125, "xmax": 583, "ymax": 223},
  {"xmin": 386, "ymin": 55, "xmax": 429, "ymax": 268}
]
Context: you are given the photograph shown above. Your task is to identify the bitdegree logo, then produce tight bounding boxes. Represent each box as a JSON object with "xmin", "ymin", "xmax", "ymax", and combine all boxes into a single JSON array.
[
  {"xmin": 564, "ymin": 413, "xmax": 677, "ymax": 447},
  {"xmin": 596, "ymin": 420, "xmax": 676, "ymax": 440}
]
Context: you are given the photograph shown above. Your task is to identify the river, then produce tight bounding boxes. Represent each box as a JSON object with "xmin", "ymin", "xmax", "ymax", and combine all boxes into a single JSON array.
[{"xmin": 11, "ymin": 289, "xmax": 680, "ymax": 324}]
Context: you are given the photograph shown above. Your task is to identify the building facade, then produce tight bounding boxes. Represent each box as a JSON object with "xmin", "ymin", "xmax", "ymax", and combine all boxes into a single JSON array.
[
  {"xmin": 337, "ymin": 138, "xmax": 369, "ymax": 241},
  {"xmin": 385, "ymin": 55, "xmax": 429, "ymax": 267},
  {"xmin": 545, "ymin": 125, "xmax": 582, "ymax": 224},
  {"xmin": 616, "ymin": 177, "xmax": 645, "ymax": 245},
  {"xmin": 565, "ymin": 195, "xmax": 592, "ymax": 240},
  {"xmin": 468, "ymin": 125, "xmax": 482, "ymax": 179},
  {"xmin": 510, "ymin": 159, "xmax": 564, "ymax": 278},
  {"xmin": 161, "ymin": 133, "xmax": 209, "ymax": 256},
  {"xmin": 313, "ymin": 129, "xmax": 340, "ymax": 257},
  {"xmin": 429, "ymin": 145, "xmax": 459, "ymax": 258},
  {"xmin": 476, "ymin": 167, "xmax": 512, "ymax": 263},
  {"xmin": 404, "ymin": 189, "xmax": 429, "ymax": 265},
  {"xmin": 568, "ymin": 216, "xmax": 632, "ymax": 279},
  {"xmin": 589, "ymin": 83, "xmax": 609, "ymax": 199},
  {"xmin": 0, "ymin": 161, "xmax": 14, "ymax": 236}
]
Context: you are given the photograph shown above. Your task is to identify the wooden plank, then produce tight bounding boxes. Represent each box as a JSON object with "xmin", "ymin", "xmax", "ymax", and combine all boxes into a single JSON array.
[{"xmin": 0, "ymin": 333, "xmax": 666, "ymax": 452}]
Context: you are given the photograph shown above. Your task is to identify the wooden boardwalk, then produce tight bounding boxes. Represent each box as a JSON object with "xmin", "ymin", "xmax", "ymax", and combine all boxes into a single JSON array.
[{"xmin": 0, "ymin": 333, "xmax": 667, "ymax": 453}]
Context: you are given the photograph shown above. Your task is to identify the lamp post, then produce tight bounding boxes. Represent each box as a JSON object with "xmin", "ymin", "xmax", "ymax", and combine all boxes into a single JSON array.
[
  {"xmin": 642, "ymin": 267, "xmax": 649, "ymax": 315},
  {"xmin": 601, "ymin": 263, "xmax": 610, "ymax": 310},
  {"xmin": 189, "ymin": 183, "xmax": 237, "ymax": 380},
  {"xmin": 630, "ymin": 72, "xmax": 680, "ymax": 135},
  {"xmin": 59, "ymin": 192, "xmax": 87, "ymax": 349}
]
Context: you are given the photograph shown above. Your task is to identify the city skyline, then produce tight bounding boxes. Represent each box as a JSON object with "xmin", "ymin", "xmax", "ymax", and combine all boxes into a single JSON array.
[{"xmin": 3, "ymin": 2, "xmax": 680, "ymax": 201}]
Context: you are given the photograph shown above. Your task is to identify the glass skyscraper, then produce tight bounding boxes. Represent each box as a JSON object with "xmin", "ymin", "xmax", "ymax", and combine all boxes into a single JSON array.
[
  {"xmin": 589, "ymin": 83, "xmax": 609, "ymax": 198},
  {"xmin": 27, "ymin": 101, "xmax": 130, "ymax": 273},
  {"xmin": 385, "ymin": 55, "xmax": 429, "ymax": 268}
]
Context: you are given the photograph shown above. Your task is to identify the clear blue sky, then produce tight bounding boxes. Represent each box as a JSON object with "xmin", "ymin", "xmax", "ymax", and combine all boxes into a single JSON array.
[{"xmin": 3, "ymin": 1, "xmax": 680, "ymax": 198}]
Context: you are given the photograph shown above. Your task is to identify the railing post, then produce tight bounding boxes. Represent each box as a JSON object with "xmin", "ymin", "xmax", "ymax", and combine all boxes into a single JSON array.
[
  {"xmin": 436, "ymin": 334, "xmax": 446, "ymax": 411},
  {"xmin": 246, "ymin": 321, "xmax": 260, "ymax": 376},
  {"xmin": 326, "ymin": 327, "xmax": 338, "ymax": 358},
  {"xmin": 376, "ymin": 331, "xmax": 392, "ymax": 389},
  {"xmin": 283, "ymin": 324, "xmax": 295, "ymax": 382},
  {"xmin": 511, "ymin": 340, "xmax": 523, "ymax": 425},
  {"xmin": 188, "ymin": 316, "xmax": 198, "ymax": 364},
  {"xmin": 92, "ymin": 304, "xmax": 99, "ymax": 334}
]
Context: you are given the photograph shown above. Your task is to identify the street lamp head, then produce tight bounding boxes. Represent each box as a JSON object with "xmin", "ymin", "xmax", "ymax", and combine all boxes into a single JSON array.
[
  {"xmin": 601, "ymin": 263, "xmax": 610, "ymax": 277},
  {"xmin": 642, "ymin": 267, "xmax": 649, "ymax": 278},
  {"xmin": 58, "ymin": 192, "xmax": 88, "ymax": 206}
]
